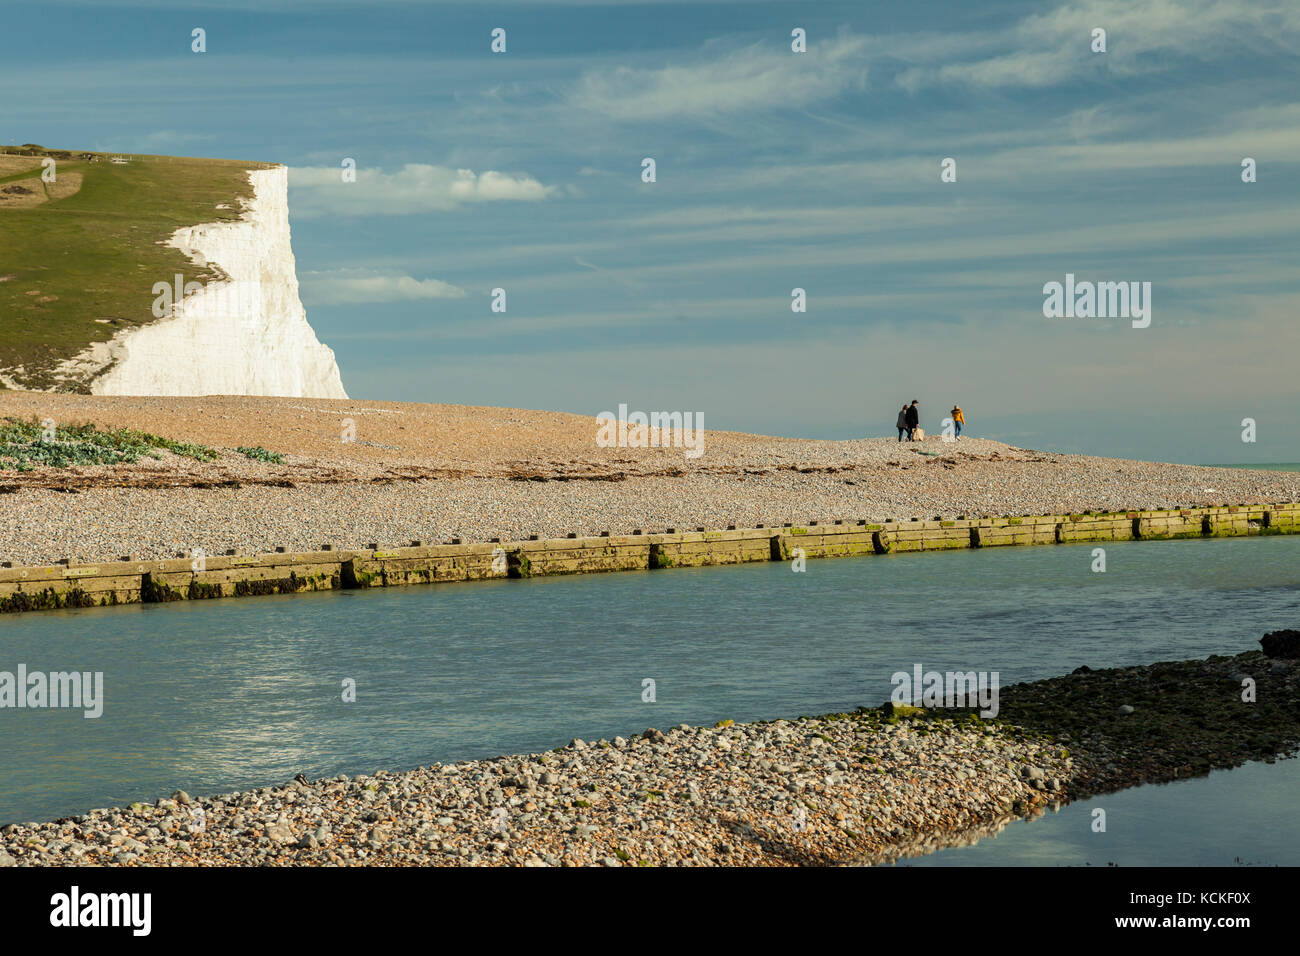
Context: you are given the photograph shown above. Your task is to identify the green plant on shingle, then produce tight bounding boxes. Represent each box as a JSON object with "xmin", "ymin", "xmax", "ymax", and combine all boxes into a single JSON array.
[
  {"xmin": 237, "ymin": 445, "xmax": 285, "ymax": 464},
  {"xmin": 0, "ymin": 417, "xmax": 217, "ymax": 470}
]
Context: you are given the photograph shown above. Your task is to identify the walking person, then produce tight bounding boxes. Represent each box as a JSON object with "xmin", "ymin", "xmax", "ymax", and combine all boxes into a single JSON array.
[
  {"xmin": 905, "ymin": 400, "xmax": 920, "ymax": 440},
  {"xmin": 951, "ymin": 404, "xmax": 964, "ymax": 439},
  {"xmin": 896, "ymin": 404, "xmax": 909, "ymax": 442}
]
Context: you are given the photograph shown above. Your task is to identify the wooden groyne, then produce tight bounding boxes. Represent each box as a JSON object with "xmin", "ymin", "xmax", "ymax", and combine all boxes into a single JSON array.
[{"xmin": 2, "ymin": 503, "xmax": 1296, "ymax": 616}]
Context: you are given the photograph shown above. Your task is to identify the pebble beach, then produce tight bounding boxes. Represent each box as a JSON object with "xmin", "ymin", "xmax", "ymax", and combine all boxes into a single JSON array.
[
  {"xmin": 1, "ymin": 393, "xmax": 1296, "ymax": 567},
  {"xmin": 2, "ymin": 648, "xmax": 1295, "ymax": 867},
  {"xmin": 3, "ymin": 393, "xmax": 1298, "ymax": 868}
]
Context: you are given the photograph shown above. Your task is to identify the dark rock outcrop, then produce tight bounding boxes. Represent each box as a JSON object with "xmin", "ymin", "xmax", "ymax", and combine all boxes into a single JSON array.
[{"xmin": 1260, "ymin": 629, "xmax": 1300, "ymax": 658}]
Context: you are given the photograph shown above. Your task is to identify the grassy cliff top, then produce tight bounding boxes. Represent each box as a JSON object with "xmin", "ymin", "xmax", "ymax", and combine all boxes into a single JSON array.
[{"xmin": 0, "ymin": 145, "xmax": 274, "ymax": 391}]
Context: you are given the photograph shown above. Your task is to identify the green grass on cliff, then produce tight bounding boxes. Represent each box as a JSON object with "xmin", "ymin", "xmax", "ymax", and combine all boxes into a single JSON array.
[{"xmin": 0, "ymin": 145, "xmax": 272, "ymax": 391}]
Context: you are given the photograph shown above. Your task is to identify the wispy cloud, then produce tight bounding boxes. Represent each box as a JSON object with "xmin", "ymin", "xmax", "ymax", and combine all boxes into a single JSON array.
[
  {"xmin": 896, "ymin": 0, "xmax": 1300, "ymax": 91},
  {"xmin": 288, "ymin": 164, "xmax": 559, "ymax": 218},
  {"xmin": 300, "ymin": 269, "xmax": 467, "ymax": 305},
  {"xmin": 568, "ymin": 34, "xmax": 869, "ymax": 120}
]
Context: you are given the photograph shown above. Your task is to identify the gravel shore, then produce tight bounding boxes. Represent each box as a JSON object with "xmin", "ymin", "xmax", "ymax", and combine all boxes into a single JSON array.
[
  {"xmin": 4, "ymin": 395, "xmax": 1297, "ymax": 866},
  {"xmin": 3, "ymin": 647, "xmax": 1295, "ymax": 867},
  {"xmin": 1, "ymin": 394, "xmax": 1295, "ymax": 566}
]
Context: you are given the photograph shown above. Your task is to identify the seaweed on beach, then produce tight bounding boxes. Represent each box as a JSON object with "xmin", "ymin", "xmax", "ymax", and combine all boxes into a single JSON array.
[{"xmin": 938, "ymin": 650, "xmax": 1300, "ymax": 797}]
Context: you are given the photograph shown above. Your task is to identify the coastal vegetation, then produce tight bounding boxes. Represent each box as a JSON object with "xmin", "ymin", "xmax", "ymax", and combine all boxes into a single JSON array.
[
  {"xmin": 0, "ymin": 145, "xmax": 269, "ymax": 390},
  {"xmin": 237, "ymin": 446, "xmax": 286, "ymax": 464},
  {"xmin": 0, "ymin": 416, "xmax": 216, "ymax": 470}
]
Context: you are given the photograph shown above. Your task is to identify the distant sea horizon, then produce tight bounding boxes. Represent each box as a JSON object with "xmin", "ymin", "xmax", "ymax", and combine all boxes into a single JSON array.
[{"xmin": 1199, "ymin": 463, "xmax": 1300, "ymax": 471}]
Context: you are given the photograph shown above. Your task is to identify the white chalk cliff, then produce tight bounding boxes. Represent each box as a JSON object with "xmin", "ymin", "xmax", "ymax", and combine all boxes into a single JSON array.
[{"xmin": 78, "ymin": 165, "xmax": 347, "ymax": 398}]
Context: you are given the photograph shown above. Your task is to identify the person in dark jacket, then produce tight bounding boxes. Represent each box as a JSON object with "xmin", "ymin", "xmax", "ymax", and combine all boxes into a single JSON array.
[
  {"xmin": 905, "ymin": 400, "xmax": 920, "ymax": 440},
  {"xmin": 896, "ymin": 404, "xmax": 909, "ymax": 442}
]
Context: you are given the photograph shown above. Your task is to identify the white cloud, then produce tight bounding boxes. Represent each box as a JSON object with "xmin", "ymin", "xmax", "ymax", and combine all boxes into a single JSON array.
[
  {"xmin": 896, "ymin": 0, "xmax": 1300, "ymax": 91},
  {"xmin": 482, "ymin": 204, "xmax": 1300, "ymax": 296},
  {"xmin": 568, "ymin": 34, "xmax": 869, "ymax": 121},
  {"xmin": 300, "ymin": 270, "xmax": 467, "ymax": 305},
  {"xmin": 288, "ymin": 164, "xmax": 558, "ymax": 218}
]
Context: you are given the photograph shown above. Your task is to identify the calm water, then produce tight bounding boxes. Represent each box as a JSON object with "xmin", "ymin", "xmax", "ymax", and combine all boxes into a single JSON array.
[
  {"xmin": 2, "ymin": 535, "xmax": 1298, "ymax": 863},
  {"xmin": 902, "ymin": 758, "xmax": 1300, "ymax": 867}
]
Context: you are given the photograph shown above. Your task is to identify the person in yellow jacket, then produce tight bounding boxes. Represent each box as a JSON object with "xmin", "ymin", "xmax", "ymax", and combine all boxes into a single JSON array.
[{"xmin": 951, "ymin": 405, "xmax": 965, "ymax": 439}]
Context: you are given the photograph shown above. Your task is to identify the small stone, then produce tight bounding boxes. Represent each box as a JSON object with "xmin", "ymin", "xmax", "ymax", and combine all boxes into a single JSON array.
[
  {"xmin": 265, "ymin": 822, "xmax": 295, "ymax": 844},
  {"xmin": 1117, "ymin": 704, "xmax": 1135, "ymax": 716}
]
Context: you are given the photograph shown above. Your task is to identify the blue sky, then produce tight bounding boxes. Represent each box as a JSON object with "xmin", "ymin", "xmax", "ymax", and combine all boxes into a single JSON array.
[{"xmin": 3, "ymin": 0, "xmax": 1298, "ymax": 463}]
